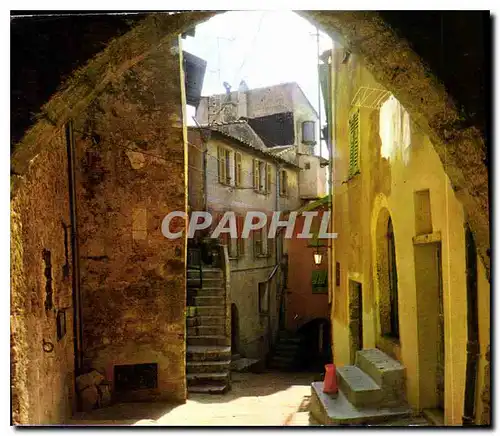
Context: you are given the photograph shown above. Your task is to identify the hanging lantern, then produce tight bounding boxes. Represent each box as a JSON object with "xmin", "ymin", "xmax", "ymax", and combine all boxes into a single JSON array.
[{"xmin": 314, "ymin": 248, "xmax": 323, "ymax": 266}]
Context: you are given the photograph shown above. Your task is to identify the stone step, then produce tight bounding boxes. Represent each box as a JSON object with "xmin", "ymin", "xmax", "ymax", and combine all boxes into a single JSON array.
[
  {"xmin": 187, "ymin": 335, "xmax": 229, "ymax": 347},
  {"xmin": 187, "ymin": 384, "xmax": 228, "ymax": 394},
  {"xmin": 187, "ymin": 316, "xmax": 226, "ymax": 327},
  {"xmin": 273, "ymin": 349, "xmax": 298, "ymax": 359},
  {"xmin": 336, "ymin": 365, "xmax": 382, "ymax": 407},
  {"xmin": 278, "ymin": 332, "xmax": 301, "ymax": 343},
  {"xmin": 193, "ymin": 295, "xmax": 225, "ymax": 306},
  {"xmin": 231, "ymin": 358, "xmax": 259, "ymax": 372},
  {"xmin": 186, "ymin": 371, "xmax": 230, "ymax": 386},
  {"xmin": 187, "ymin": 269, "xmax": 223, "ymax": 280},
  {"xmin": 186, "ymin": 360, "xmax": 231, "ymax": 374},
  {"xmin": 310, "ymin": 382, "xmax": 412, "ymax": 425},
  {"xmin": 187, "ymin": 345, "xmax": 231, "ymax": 361},
  {"xmin": 356, "ymin": 349, "xmax": 405, "ymax": 394},
  {"xmin": 187, "ymin": 287, "xmax": 225, "ymax": 297},
  {"xmin": 187, "ymin": 324, "xmax": 225, "ymax": 337},
  {"xmin": 275, "ymin": 342, "xmax": 300, "ymax": 352},
  {"xmin": 272, "ymin": 353, "xmax": 296, "ymax": 362},
  {"xmin": 268, "ymin": 354, "xmax": 297, "ymax": 370},
  {"xmin": 187, "ymin": 306, "xmax": 225, "ymax": 317},
  {"xmin": 187, "ymin": 278, "xmax": 224, "ymax": 287}
]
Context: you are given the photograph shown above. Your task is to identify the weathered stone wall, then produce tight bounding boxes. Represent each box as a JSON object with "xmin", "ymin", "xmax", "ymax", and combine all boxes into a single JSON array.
[
  {"xmin": 73, "ymin": 38, "xmax": 187, "ymax": 402},
  {"xmin": 11, "ymin": 130, "xmax": 76, "ymax": 424}
]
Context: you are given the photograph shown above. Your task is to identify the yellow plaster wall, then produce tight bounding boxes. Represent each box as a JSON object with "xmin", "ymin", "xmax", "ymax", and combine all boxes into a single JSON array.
[{"xmin": 330, "ymin": 48, "xmax": 490, "ymax": 425}]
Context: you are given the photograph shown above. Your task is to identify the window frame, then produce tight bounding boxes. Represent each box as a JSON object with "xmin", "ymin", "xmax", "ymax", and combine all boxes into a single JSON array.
[
  {"xmin": 279, "ymin": 169, "xmax": 288, "ymax": 197},
  {"xmin": 348, "ymin": 108, "xmax": 361, "ymax": 178}
]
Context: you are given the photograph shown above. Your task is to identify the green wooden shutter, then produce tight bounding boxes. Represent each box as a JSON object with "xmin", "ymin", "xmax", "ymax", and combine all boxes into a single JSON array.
[{"xmin": 348, "ymin": 108, "xmax": 360, "ymax": 178}]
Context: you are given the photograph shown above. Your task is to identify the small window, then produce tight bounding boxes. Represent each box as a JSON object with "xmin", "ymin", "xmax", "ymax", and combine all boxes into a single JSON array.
[
  {"xmin": 305, "ymin": 162, "xmax": 311, "ymax": 170},
  {"xmin": 218, "ymin": 146, "xmax": 232, "ymax": 185},
  {"xmin": 224, "ymin": 149, "xmax": 232, "ymax": 185},
  {"xmin": 266, "ymin": 163, "xmax": 272, "ymax": 194},
  {"xmin": 253, "ymin": 227, "xmax": 268, "ymax": 258},
  {"xmin": 259, "ymin": 161, "xmax": 266, "ymax": 192},
  {"xmin": 253, "ymin": 159, "xmax": 271, "ymax": 194},
  {"xmin": 253, "ymin": 159, "xmax": 260, "ymax": 191},
  {"xmin": 235, "ymin": 152, "xmax": 242, "ymax": 187},
  {"xmin": 312, "ymin": 270, "xmax": 328, "ymax": 294},
  {"xmin": 348, "ymin": 108, "xmax": 360, "ymax": 178},
  {"xmin": 279, "ymin": 170, "xmax": 288, "ymax": 197}
]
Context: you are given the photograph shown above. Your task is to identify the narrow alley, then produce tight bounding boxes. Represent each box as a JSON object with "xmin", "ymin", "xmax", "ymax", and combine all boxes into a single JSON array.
[{"xmin": 10, "ymin": 9, "xmax": 490, "ymax": 428}]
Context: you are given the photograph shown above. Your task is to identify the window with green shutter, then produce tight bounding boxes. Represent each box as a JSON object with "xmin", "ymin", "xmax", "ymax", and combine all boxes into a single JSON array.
[
  {"xmin": 312, "ymin": 270, "xmax": 328, "ymax": 294},
  {"xmin": 348, "ymin": 108, "xmax": 360, "ymax": 178}
]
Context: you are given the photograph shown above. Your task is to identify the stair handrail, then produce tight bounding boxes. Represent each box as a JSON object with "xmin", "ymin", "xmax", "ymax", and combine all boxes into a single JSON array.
[{"xmin": 218, "ymin": 244, "xmax": 231, "ymax": 349}]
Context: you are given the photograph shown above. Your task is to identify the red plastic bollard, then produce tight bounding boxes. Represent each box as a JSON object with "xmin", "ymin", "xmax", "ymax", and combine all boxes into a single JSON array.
[{"xmin": 323, "ymin": 363, "xmax": 338, "ymax": 394}]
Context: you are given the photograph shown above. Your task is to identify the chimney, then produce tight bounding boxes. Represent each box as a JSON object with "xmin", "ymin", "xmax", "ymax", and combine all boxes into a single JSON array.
[{"xmin": 237, "ymin": 80, "xmax": 248, "ymax": 119}]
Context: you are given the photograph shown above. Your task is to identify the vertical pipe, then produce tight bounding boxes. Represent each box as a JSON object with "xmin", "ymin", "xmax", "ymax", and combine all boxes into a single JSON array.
[
  {"xmin": 329, "ymin": 43, "xmax": 338, "ymax": 363},
  {"xmin": 463, "ymin": 224, "xmax": 479, "ymax": 425},
  {"xmin": 65, "ymin": 120, "xmax": 83, "ymax": 379},
  {"xmin": 316, "ymin": 27, "xmax": 322, "ymax": 160}
]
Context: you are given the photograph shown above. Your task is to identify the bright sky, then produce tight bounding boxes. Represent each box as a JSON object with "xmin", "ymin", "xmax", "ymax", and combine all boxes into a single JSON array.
[{"xmin": 182, "ymin": 10, "xmax": 332, "ymax": 156}]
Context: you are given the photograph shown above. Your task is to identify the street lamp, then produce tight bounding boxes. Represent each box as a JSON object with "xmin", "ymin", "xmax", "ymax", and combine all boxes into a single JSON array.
[{"xmin": 313, "ymin": 247, "xmax": 323, "ymax": 266}]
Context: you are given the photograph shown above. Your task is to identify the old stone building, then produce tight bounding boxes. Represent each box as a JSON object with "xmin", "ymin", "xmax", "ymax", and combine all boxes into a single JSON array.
[
  {"xmin": 323, "ymin": 46, "xmax": 490, "ymax": 425},
  {"xmin": 11, "ymin": 14, "xmax": 207, "ymax": 424}
]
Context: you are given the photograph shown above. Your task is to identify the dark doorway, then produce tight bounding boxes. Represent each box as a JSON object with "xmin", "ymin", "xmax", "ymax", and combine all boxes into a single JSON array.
[
  {"xmin": 349, "ymin": 280, "xmax": 363, "ymax": 364},
  {"xmin": 387, "ymin": 218, "xmax": 400, "ymax": 339},
  {"xmin": 231, "ymin": 303, "xmax": 240, "ymax": 355},
  {"xmin": 296, "ymin": 318, "xmax": 332, "ymax": 371}
]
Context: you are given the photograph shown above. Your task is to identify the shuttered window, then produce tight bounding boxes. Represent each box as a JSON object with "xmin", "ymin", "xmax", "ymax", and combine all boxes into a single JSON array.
[
  {"xmin": 279, "ymin": 170, "xmax": 288, "ymax": 197},
  {"xmin": 235, "ymin": 153, "xmax": 242, "ymax": 187},
  {"xmin": 253, "ymin": 159, "xmax": 260, "ymax": 191},
  {"xmin": 218, "ymin": 147, "xmax": 226, "ymax": 183},
  {"xmin": 218, "ymin": 146, "xmax": 232, "ymax": 185},
  {"xmin": 348, "ymin": 108, "xmax": 360, "ymax": 178},
  {"xmin": 253, "ymin": 227, "xmax": 269, "ymax": 257},
  {"xmin": 224, "ymin": 149, "xmax": 232, "ymax": 184}
]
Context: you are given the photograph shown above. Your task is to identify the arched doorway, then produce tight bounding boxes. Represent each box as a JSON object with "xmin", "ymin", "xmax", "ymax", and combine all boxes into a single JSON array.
[
  {"xmin": 296, "ymin": 318, "xmax": 332, "ymax": 371},
  {"xmin": 374, "ymin": 207, "xmax": 401, "ymax": 348}
]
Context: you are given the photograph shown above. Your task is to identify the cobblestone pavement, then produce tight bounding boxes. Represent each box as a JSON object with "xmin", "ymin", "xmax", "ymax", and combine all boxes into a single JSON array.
[
  {"xmin": 69, "ymin": 371, "xmax": 430, "ymax": 427},
  {"xmin": 70, "ymin": 371, "xmax": 323, "ymax": 426}
]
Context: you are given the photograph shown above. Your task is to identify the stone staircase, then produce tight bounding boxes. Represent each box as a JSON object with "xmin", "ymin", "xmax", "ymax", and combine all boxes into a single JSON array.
[
  {"xmin": 310, "ymin": 348, "xmax": 413, "ymax": 425},
  {"xmin": 267, "ymin": 330, "xmax": 301, "ymax": 371},
  {"xmin": 186, "ymin": 267, "xmax": 230, "ymax": 394}
]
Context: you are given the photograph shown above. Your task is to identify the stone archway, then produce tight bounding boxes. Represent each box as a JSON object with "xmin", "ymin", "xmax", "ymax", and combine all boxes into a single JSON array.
[{"xmin": 10, "ymin": 11, "xmax": 489, "ymax": 424}]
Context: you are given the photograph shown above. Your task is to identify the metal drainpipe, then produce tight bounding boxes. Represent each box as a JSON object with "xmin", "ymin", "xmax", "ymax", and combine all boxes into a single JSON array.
[
  {"xmin": 463, "ymin": 225, "xmax": 480, "ymax": 425},
  {"xmin": 202, "ymin": 135, "xmax": 208, "ymax": 212},
  {"xmin": 65, "ymin": 120, "xmax": 83, "ymax": 378},
  {"xmin": 268, "ymin": 162, "xmax": 280, "ymax": 351},
  {"xmin": 328, "ymin": 43, "xmax": 338, "ymax": 323}
]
